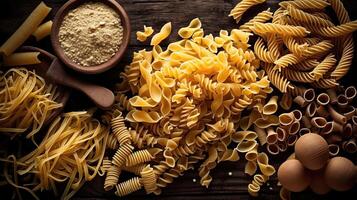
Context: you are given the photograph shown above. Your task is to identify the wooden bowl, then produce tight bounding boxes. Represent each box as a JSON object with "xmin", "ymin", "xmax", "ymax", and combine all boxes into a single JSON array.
[
  {"xmin": 18, "ymin": 46, "xmax": 70, "ymax": 125},
  {"xmin": 51, "ymin": 0, "xmax": 130, "ymax": 74}
]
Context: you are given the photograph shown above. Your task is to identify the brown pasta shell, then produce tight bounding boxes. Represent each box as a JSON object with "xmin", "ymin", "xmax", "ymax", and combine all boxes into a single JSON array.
[
  {"xmin": 316, "ymin": 93, "xmax": 330, "ymax": 106},
  {"xmin": 328, "ymin": 144, "xmax": 340, "ymax": 156},
  {"xmin": 303, "ymin": 88, "xmax": 316, "ymax": 102},
  {"xmin": 344, "ymin": 86, "xmax": 356, "ymax": 103}
]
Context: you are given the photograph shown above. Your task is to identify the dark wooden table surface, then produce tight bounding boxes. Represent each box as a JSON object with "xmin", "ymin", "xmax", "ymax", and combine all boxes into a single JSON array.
[{"xmin": 1, "ymin": 0, "xmax": 357, "ymax": 199}]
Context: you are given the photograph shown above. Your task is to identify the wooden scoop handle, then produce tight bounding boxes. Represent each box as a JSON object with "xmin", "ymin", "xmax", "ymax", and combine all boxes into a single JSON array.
[{"xmin": 47, "ymin": 59, "xmax": 114, "ymax": 109}]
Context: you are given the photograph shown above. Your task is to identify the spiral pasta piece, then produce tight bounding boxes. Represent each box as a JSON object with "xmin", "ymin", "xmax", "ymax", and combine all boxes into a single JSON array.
[
  {"xmin": 254, "ymin": 37, "xmax": 278, "ymax": 63},
  {"xmin": 252, "ymin": 22, "xmax": 310, "ymax": 37},
  {"xmin": 311, "ymin": 20, "xmax": 357, "ymax": 37},
  {"xmin": 112, "ymin": 143, "xmax": 134, "ymax": 167},
  {"xmin": 282, "ymin": 36, "xmax": 308, "ymax": 56},
  {"xmin": 126, "ymin": 149, "xmax": 158, "ymax": 167},
  {"xmin": 239, "ymin": 8, "xmax": 273, "ymax": 32},
  {"xmin": 115, "ymin": 177, "xmax": 143, "ymax": 197},
  {"xmin": 140, "ymin": 165, "xmax": 158, "ymax": 194},
  {"xmin": 111, "ymin": 110, "xmax": 131, "ymax": 145},
  {"xmin": 286, "ymin": 5, "xmax": 335, "ymax": 27},
  {"xmin": 264, "ymin": 64, "xmax": 293, "ymax": 93},
  {"xmin": 281, "ymin": 68, "xmax": 315, "ymax": 83},
  {"xmin": 229, "ymin": 0, "xmax": 266, "ymax": 23},
  {"xmin": 310, "ymin": 53, "xmax": 337, "ymax": 80},
  {"xmin": 104, "ymin": 165, "xmax": 121, "ymax": 191},
  {"xmin": 274, "ymin": 53, "xmax": 301, "ymax": 70},
  {"xmin": 151, "ymin": 22, "xmax": 172, "ymax": 46},
  {"xmin": 279, "ymin": 0, "xmax": 330, "ymax": 10}
]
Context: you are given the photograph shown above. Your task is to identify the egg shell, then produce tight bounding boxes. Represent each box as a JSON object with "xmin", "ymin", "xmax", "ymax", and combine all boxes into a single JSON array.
[
  {"xmin": 278, "ymin": 159, "xmax": 311, "ymax": 192},
  {"xmin": 324, "ymin": 157, "xmax": 356, "ymax": 191},
  {"xmin": 310, "ymin": 168, "xmax": 331, "ymax": 195},
  {"xmin": 295, "ymin": 133, "xmax": 329, "ymax": 170}
]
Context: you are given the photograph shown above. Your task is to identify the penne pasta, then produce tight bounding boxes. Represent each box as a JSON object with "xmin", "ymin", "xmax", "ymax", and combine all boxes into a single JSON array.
[
  {"xmin": 32, "ymin": 20, "xmax": 52, "ymax": 41},
  {"xmin": 3, "ymin": 52, "xmax": 41, "ymax": 66},
  {"xmin": 316, "ymin": 93, "xmax": 330, "ymax": 106},
  {"xmin": 0, "ymin": 2, "xmax": 51, "ymax": 56},
  {"xmin": 303, "ymin": 88, "xmax": 315, "ymax": 102}
]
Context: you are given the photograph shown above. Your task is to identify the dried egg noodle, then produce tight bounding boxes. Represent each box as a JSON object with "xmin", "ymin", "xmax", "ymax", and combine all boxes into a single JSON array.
[
  {"xmin": 5, "ymin": 111, "xmax": 109, "ymax": 200},
  {"xmin": 0, "ymin": 68, "xmax": 62, "ymax": 139}
]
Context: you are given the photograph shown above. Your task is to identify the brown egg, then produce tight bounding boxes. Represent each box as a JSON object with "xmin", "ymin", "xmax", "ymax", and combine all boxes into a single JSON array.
[
  {"xmin": 324, "ymin": 157, "xmax": 356, "ymax": 191},
  {"xmin": 295, "ymin": 133, "xmax": 329, "ymax": 170},
  {"xmin": 278, "ymin": 159, "xmax": 311, "ymax": 192},
  {"xmin": 310, "ymin": 168, "xmax": 331, "ymax": 195}
]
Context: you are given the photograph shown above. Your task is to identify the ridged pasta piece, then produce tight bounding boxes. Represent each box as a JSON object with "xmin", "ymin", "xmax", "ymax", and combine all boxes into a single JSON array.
[
  {"xmin": 279, "ymin": 0, "xmax": 330, "ymax": 10},
  {"xmin": 310, "ymin": 20, "xmax": 357, "ymax": 37},
  {"xmin": 111, "ymin": 110, "xmax": 131, "ymax": 145},
  {"xmin": 112, "ymin": 143, "xmax": 134, "ymax": 167},
  {"xmin": 248, "ymin": 174, "xmax": 269, "ymax": 197},
  {"xmin": 239, "ymin": 8, "xmax": 273, "ymax": 32},
  {"xmin": 106, "ymin": 133, "xmax": 119, "ymax": 150},
  {"xmin": 264, "ymin": 64, "xmax": 293, "ymax": 93},
  {"xmin": 281, "ymin": 68, "xmax": 315, "ymax": 83},
  {"xmin": 289, "ymin": 59, "xmax": 319, "ymax": 71},
  {"xmin": 140, "ymin": 165, "xmax": 158, "ymax": 194},
  {"xmin": 99, "ymin": 157, "xmax": 112, "ymax": 176},
  {"xmin": 136, "ymin": 25, "xmax": 154, "ymax": 42},
  {"xmin": 229, "ymin": 0, "xmax": 266, "ymax": 23},
  {"xmin": 122, "ymin": 164, "xmax": 146, "ymax": 176},
  {"xmin": 287, "ymin": 83, "xmax": 307, "ymax": 97},
  {"xmin": 115, "ymin": 177, "xmax": 142, "ymax": 197},
  {"xmin": 252, "ymin": 22, "xmax": 310, "ymax": 37},
  {"xmin": 286, "ymin": 5, "xmax": 335, "ymax": 27},
  {"xmin": 330, "ymin": 0, "xmax": 354, "ymax": 79},
  {"xmin": 126, "ymin": 148, "xmax": 161, "ymax": 167},
  {"xmin": 115, "ymin": 93, "xmax": 133, "ymax": 111},
  {"xmin": 274, "ymin": 53, "xmax": 301, "ymax": 70},
  {"xmin": 267, "ymin": 34, "xmax": 282, "ymax": 58},
  {"xmin": 151, "ymin": 22, "xmax": 172, "ymax": 46},
  {"xmin": 282, "ymin": 36, "xmax": 308, "ymax": 56},
  {"xmin": 104, "ymin": 165, "xmax": 121, "ymax": 191},
  {"xmin": 254, "ymin": 37, "xmax": 278, "ymax": 63},
  {"xmin": 311, "ymin": 79, "xmax": 338, "ymax": 89},
  {"xmin": 302, "ymin": 40, "xmax": 334, "ymax": 58},
  {"xmin": 130, "ymin": 126, "xmax": 158, "ymax": 149},
  {"xmin": 272, "ymin": 7, "xmax": 286, "ymax": 24},
  {"xmin": 310, "ymin": 53, "xmax": 337, "ymax": 80}
]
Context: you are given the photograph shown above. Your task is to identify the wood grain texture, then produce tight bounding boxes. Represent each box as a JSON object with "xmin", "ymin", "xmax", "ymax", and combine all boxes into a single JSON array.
[{"xmin": 0, "ymin": 0, "xmax": 357, "ymax": 199}]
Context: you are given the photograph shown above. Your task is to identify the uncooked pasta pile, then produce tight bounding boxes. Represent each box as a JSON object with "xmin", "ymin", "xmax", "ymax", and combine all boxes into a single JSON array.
[
  {"xmin": 102, "ymin": 18, "xmax": 276, "ymax": 197},
  {"xmin": 233, "ymin": 0, "xmax": 356, "ymax": 95}
]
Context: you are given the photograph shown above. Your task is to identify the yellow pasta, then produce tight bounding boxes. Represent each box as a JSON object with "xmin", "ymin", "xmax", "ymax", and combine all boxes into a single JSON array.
[
  {"xmin": 239, "ymin": 8, "xmax": 273, "ymax": 32},
  {"xmin": 248, "ymin": 174, "xmax": 269, "ymax": 197},
  {"xmin": 310, "ymin": 53, "xmax": 337, "ymax": 80},
  {"xmin": 263, "ymin": 96, "xmax": 278, "ymax": 115},
  {"xmin": 151, "ymin": 22, "xmax": 172, "ymax": 46},
  {"xmin": 178, "ymin": 18, "xmax": 202, "ymax": 39},
  {"xmin": 32, "ymin": 20, "xmax": 52, "ymax": 41},
  {"xmin": 229, "ymin": 0, "xmax": 266, "ymax": 23},
  {"xmin": 140, "ymin": 165, "xmax": 158, "ymax": 194},
  {"xmin": 3, "ymin": 52, "xmax": 41, "ymax": 66},
  {"xmin": 252, "ymin": 22, "xmax": 310, "ymax": 37},
  {"xmin": 0, "ymin": 68, "xmax": 62, "ymax": 138},
  {"xmin": 115, "ymin": 177, "xmax": 142, "ymax": 197},
  {"xmin": 136, "ymin": 25, "xmax": 154, "ymax": 42},
  {"xmin": 279, "ymin": 0, "xmax": 330, "ymax": 10},
  {"xmin": 0, "ymin": 2, "xmax": 51, "ymax": 56},
  {"xmin": 286, "ymin": 5, "xmax": 334, "ymax": 27}
]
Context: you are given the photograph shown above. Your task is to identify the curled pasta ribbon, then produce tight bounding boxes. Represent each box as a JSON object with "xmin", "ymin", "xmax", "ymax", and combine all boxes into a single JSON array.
[
  {"xmin": 126, "ymin": 110, "xmax": 161, "ymax": 123},
  {"xmin": 151, "ymin": 22, "xmax": 172, "ymax": 46},
  {"xmin": 257, "ymin": 152, "xmax": 276, "ymax": 176},
  {"xmin": 286, "ymin": 5, "xmax": 335, "ymax": 27},
  {"xmin": 248, "ymin": 174, "xmax": 269, "ymax": 197},
  {"xmin": 263, "ymin": 96, "xmax": 278, "ymax": 115},
  {"xmin": 232, "ymin": 131, "xmax": 258, "ymax": 143},
  {"xmin": 137, "ymin": 25, "xmax": 154, "ymax": 42},
  {"xmin": 178, "ymin": 18, "xmax": 202, "ymax": 39}
]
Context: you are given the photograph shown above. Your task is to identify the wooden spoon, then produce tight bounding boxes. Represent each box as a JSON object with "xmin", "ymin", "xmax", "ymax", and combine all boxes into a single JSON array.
[{"xmin": 47, "ymin": 58, "xmax": 114, "ymax": 109}]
